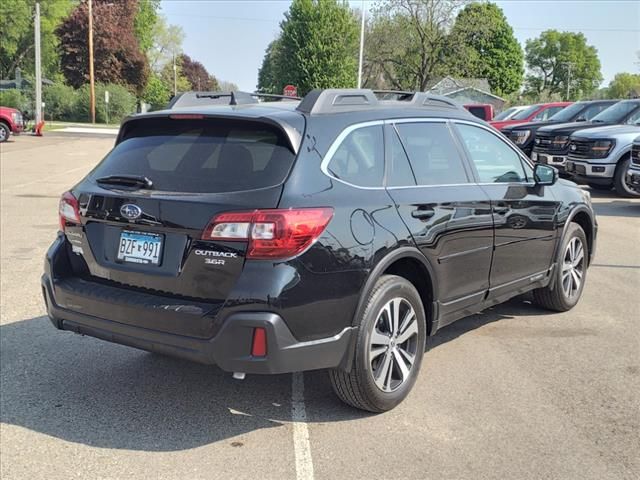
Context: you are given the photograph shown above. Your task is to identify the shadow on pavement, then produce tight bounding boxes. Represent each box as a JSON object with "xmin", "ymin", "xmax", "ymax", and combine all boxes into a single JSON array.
[
  {"xmin": 1, "ymin": 297, "xmax": 553, "ymax": 452},
  {"xmin": 0, "ymin": 316, "xmax": 368, "ymax": 452}
]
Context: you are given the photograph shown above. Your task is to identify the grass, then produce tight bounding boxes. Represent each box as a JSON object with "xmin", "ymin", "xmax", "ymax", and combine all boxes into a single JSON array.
[{"xmin": 42, "ymin": 121, "xmax": 120, "ymax": 131}]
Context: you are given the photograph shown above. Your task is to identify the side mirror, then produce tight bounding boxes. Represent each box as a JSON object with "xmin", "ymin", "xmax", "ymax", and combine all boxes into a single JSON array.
[{"xmin": 534, "ymin": 164, "xmax": 558, "ymax": 186}]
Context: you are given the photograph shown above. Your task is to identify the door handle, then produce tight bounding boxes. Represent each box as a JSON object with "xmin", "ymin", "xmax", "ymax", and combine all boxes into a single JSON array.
[
  {"xmin": 494, "ymin": 205, "xmax": 510, "ymax": 215},
  {"xmin": 411, "ymin": 208, "xmax": 435, "ymax": 219}
]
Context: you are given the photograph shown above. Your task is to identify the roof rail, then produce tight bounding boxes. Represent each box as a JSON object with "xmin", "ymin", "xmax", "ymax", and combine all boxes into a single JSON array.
[
  {"xmin": 166, "ymin": 91, "xmax": 301, "ymax": 109},
  {"xmin": 296, "ymin": 88, "xmax": 463, "ymax": 114}
]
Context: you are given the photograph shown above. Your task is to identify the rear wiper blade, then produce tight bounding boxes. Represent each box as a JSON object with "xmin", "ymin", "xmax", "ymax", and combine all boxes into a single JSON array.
[{"xmin": 95, "ymin": 175, "xmax": 153, "ymax": 189}]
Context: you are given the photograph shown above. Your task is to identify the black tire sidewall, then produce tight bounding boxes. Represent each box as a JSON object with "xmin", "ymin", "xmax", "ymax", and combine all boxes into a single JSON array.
[
  {"xmin": 353, "ymin": 275, "xmax": 427, "ymax": 411},
  {"xmin": 554, "ymin": 224, "xmax": 588, "ymax": 309},
  {"xmin": 0, "ymin": 123, "xmax": 9, "ymax": 143},
  {"xmin": 614, "ymin": 157, "xmax": 639, "ymax": 198}
]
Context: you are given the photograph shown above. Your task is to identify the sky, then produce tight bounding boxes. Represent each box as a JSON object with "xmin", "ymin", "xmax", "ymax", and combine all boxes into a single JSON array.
[{"xmin": 159, "ymin": 0, "xmax": 640, "ymax": 92}]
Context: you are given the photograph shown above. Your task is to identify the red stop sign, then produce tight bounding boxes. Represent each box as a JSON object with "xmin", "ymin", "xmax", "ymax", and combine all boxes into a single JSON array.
[{"xmin": 283, "ymin": 85, "xmax": 298, "ymax": 98}]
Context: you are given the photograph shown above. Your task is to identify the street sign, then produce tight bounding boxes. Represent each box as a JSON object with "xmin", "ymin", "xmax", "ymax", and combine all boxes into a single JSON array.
[
  {"xmin": 283, "ymin": 85, "xmax": 298, "ymax": 98},
  {"xmin": 105, "ymin": 90, "xmax": 110, "ymax": 103}
]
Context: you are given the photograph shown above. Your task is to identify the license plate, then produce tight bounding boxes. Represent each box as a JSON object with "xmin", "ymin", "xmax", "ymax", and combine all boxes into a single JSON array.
[
  {"xmin": 531, "ymin": 152, "xmax": 538, "ymax": 162},
  {"xmin": 117, "ymin": 231, "xmax": 163, "ymax": 265}
]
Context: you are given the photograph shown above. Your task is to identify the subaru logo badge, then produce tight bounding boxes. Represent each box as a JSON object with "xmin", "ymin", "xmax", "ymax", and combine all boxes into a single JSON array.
[{"xmin": 120, "ymin": 204, "xmax": 142, "ymax": 220}]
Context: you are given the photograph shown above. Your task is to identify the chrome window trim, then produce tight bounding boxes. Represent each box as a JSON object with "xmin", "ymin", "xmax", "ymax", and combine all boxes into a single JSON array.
[
  {"xmin": 320, "ymin": 120, "xmax": 386, "ymax": 190},
  {"xmin": 320, "ymin": 117, "xmax": 536, "ymax": 190}
]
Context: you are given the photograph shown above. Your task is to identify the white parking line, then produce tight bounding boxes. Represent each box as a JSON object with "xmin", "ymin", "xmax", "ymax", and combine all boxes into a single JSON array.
[{"xmin": 291, "ymin": 372, "xmax": 314, "ymax": 480}]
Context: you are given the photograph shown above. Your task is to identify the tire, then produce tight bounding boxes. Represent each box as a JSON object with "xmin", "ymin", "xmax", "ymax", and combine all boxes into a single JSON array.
[
  {"xmin": 0, "ymin": 122, "xmax": 9, "ymax": 143},
  {"xmin": 588, "ymin": 183, "xmax": 611, "ymax": 191},
  {"xmin": 533, "ymin": 223, "xmax": 588, "ymax": 312},
  {"xmin": 613, "ymin": 156, "xmax": 640, "ymax": 198},
  {"xmin": 329, "ymin": 274, "xmax": 427, "ymax": 412}
]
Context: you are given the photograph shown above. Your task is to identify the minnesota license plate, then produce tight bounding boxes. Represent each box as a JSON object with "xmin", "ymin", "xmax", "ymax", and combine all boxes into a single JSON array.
[{"xmin": 117, "ymin": 231, "xmax": 163, "ymax": 265}]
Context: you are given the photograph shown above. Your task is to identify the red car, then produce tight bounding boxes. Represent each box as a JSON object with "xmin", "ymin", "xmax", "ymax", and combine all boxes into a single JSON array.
[
  {"xmin": 490, "ymin": 102, "xmax": 571, "ymax": 130},
  {"xmin": 0, "ymin": 106, "xmax": 24, "ymax": 142},
  {"xmin": 464, "ymin": 103, "xmax": 494, "ymax": 121}
]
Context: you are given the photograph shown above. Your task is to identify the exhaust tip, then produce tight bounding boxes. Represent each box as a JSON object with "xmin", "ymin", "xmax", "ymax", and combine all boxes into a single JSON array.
[{"xmin": 232, "ymin": 372, "xmax": 246, "ymax": 380}]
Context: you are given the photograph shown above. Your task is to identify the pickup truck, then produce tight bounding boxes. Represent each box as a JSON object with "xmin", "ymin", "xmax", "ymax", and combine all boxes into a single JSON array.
[
  {"xmin": 625, "ymin": 135, "xmax": 640, "ymax": 194},
  {"xmin": 490, "ymin": 101, "xmax": 571, "ymax": 130},
  {"xmin": 532, "ymin": 100, "xmax": 640, "ymax": 175},
  {"xmin": 0, "ymin": 106, "xmax": 24, "ymax": 142},
  {"xmin": 464, "ymin": 103, "xmax": 494, "ymax": 121},
  {"xmin": 502, "ymin": 100, "xmax": 616, "ymax": 157},
  {"xmin": 565, "ymin": 122, "xmax": 640, "ymax": 197}
]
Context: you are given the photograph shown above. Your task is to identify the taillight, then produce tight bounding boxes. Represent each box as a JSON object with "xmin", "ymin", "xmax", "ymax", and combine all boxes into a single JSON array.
[
  {"xmin": 59, "ymin": 191, "xmax": 81, "ymax": 231},
  {"xmin": 202, "ymin": 208, "xmax": 334, "ymax": 259}
]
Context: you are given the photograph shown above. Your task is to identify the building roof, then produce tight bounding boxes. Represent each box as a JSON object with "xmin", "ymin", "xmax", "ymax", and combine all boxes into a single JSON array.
[{"xmin": 426, "ymin": 76, "xmax": 492, "ymax": 95}]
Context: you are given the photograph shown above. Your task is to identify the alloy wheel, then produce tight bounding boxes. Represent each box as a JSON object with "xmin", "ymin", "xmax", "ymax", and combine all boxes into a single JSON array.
[
  {"xmin": 369, "ymin": 297, "xmax": 419, "ymax": 393},
  {"xmin": 561, "ymin": 237, "xmax": 585, "ymax": 299}
]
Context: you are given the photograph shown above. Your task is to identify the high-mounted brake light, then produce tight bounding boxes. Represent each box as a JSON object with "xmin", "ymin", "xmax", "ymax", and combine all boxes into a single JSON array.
[
  {"xmin": 59, "ymin": 191, "xmax": 81, "ymax": 231},
  {"xmin": 169, "ymin": 114, "xmax": 205, "ymax": 120},
  {"xmin": 202, "ymin": 208, "xmax": 334, "ymax": 259}
]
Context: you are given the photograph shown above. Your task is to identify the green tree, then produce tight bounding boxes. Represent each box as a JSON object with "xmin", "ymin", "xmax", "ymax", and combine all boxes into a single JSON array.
[
  {"xmin": 275, "ymin": 0, "xmax": 359, "ymax": 95},
  {"xmin": 0, "ymin": 0, "xmax": 73, "ymax": 80},
  {"xmin": 524, "ymin": 30, "xmax": 602, "ymax": 99},
  {"xmin": 257, "ymin": 40, "xmax": 282, "ymax": 93},
  {"xmin": 147, "ymin": 15, "xmax": 185, "ymax": 72},
  {"xmin": 134, "ymin": 0, "xmax": 161, "ymax": 53},
  {"xmin": 141, "ymin": 72, "xmax": 171, "ymax": 109},
  {"xmin": 607, "ymin": 73, "xmax": 640, "ymax": 99},
  {"xmin": 447, "ymin": 2, "xmax": 523, "ymax": 96},
  {"xmin": 363, "ymin": 0, "xmax": 466, "ymax": 91}
]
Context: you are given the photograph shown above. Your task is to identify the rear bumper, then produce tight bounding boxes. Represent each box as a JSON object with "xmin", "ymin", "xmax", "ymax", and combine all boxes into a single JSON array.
[
  {"xmin": 42, "ymin": 235, "xmax": 355, "ymax": 374},
  {"xmin": 42, "ymin": 274, "xmax": 354, "ymax": 374}
]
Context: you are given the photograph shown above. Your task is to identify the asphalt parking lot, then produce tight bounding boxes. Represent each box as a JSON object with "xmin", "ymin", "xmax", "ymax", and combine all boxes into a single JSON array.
[{"xmin": 1, "ymin": 134, "xmax": 639, "ymax": 480}]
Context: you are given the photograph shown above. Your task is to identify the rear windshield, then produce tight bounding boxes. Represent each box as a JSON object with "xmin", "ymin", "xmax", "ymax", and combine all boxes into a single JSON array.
[
  {"xmin": 511, "ymin": 104, "xmax": 541, "ymax": 120},
  {"xmin": 90, "ymin": 118, "xmax": 296, "ymax": 193}
]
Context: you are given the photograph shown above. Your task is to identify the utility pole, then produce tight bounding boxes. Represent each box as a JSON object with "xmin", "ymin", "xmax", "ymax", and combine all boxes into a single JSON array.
[
  {"xmin": 357, "ymin": 0, "xmax": 366, "ymax": 89},
  {"xmin": 173, "ymin": 53, "xmax": 177, "ymax": 96},
  {"xmin": 34, "ymin": 2, "xmax": 42, "ymax": 125},
  {"xmin": 88, "ymin": 0, "xmax": 96, "ymax": 123},
  {"xmin": 562, "ymin": 62, "xmax": 573, "ymax": 101}
]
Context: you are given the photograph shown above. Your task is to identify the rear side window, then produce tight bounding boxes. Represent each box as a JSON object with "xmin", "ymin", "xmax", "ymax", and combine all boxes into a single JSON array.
[
  {"xmin": 326, "ymin": 125, "xmax": 384, "ymax": 187},
  {"xmin": 394, "ymin": 122, "xmax": 469, "ymax": 186},
  {"xmin": 90, "ymin": 118, "xmax": 296, "ymax": 193}
]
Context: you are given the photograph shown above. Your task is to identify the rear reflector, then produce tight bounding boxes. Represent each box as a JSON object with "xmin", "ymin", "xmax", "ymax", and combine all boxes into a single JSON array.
[
  {"xmin": 59, "ymin": 191, "xmax": 81, "ymax": 231},
  {"xmin": 202, "ymin": 208, "xmax": 334, "ymax": 259},
  {"xmin": 251, "ymin": 327, "xmax": 267, "ymax": 357}
]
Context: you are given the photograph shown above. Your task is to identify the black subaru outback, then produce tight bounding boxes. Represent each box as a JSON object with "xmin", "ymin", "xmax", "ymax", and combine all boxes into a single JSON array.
[{"xmin": 43, "ymin": 89, "xmax": 597, "ymax": 412}]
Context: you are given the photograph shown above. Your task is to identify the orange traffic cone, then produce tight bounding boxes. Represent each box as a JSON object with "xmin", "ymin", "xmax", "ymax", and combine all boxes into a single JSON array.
[{"xmin": 35, "ymin": 121, "xmax": 45, "ymax": 136}]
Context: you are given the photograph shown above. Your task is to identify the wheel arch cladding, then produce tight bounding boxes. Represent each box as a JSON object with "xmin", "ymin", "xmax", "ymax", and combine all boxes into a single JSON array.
[
  {"xmin": 570, "ymin": 210, "xmax": 594, "ymax": 265},
  {"xmin": 383, "ymin": 257, "xmax": 435, "ymax": 335}
]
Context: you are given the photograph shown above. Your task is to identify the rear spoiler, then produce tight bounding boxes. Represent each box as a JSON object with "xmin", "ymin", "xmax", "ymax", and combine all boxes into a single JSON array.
[
  {"xmin": 116, "ymin": 112, "xmax": 304, "ymax": 155},
  {"xmin": 167, "ymin": 91, "xmax": 301, "ymax": 109}
]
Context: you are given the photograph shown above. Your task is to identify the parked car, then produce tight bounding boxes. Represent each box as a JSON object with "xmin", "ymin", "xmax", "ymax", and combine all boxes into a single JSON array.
[
  {"xmin": 490, "ymin": 101, "xmax": 571, "ymax": 130},
  {"xmin": 625, "ymin": 135, "xmax": 640, "ymax": 194},
  {"xmin": 533, "ymin": 99, "xmax": 640, "ymax": 174},
  {"xmin": 503, "ymin": 100, "xmax": 616, "ymax": 156},
  {"xmin": 565, "ymin": 122, "xmax": 640, "ymax": 197},
  {"xmin": 464, "ymin": 103, "xmax": 494, "ymax": 121},
  {"xmin": 492, "ymin": 105, "xmax": 529, "ymax": 122},
  {"xmin": 0, "ymin": 106, "xmax": 24, "ymax": 142},
  {"xmin": 42, "ymin": 89, "xmax": 597, "ymax": 412}
]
